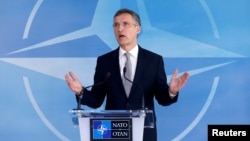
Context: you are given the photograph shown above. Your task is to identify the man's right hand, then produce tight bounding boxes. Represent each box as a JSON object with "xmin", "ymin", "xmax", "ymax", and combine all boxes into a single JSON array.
[{"xmin": 65, "ymin": 71, "xmax": 83, "ymax": 95}]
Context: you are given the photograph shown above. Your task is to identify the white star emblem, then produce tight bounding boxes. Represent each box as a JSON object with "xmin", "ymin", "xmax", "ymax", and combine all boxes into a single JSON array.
[{"xmin": 97, "ymin": 124, "xmax": 108, "ymax": 135}]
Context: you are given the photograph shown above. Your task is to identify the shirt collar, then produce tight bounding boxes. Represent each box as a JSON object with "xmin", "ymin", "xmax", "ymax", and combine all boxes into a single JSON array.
[{"xmin": 119, "ymin": 45, "xmax": 139, "ymax": 58}]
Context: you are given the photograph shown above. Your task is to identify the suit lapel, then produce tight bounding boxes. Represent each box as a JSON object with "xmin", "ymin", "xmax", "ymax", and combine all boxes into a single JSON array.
[
  {"xmin": 130, "ymin": 47, "xmax": 145, "ymax": 97},
  {"xmin": 111, "ymin": 48, "xmax": 128, "ymax": 98}
]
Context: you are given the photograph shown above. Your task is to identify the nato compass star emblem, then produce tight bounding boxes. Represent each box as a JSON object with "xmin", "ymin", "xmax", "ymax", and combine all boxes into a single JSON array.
[
  {"xmin": 97, "ymin": 124, "xmax": 108, "ymax": 135},
  {"xmin": 0, "ymin": 0, "xmax": 246, "ymax": 141}
]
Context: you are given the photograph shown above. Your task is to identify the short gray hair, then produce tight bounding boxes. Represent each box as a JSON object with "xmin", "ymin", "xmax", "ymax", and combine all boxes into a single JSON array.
[{"xmin": 113, "ymin": 8, "xmax": 141, "ymax": 26}]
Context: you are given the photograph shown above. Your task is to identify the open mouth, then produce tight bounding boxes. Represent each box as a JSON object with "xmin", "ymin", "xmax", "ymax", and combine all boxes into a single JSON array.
[{"xmin": 119, "ymin": 35, "xmax": 126, "ymax": 38}]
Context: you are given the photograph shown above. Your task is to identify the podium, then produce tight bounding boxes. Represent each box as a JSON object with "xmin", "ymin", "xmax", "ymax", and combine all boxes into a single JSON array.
[{"xmin": 70, "ymin": 109, "xmax": 154, "ymax": 141}]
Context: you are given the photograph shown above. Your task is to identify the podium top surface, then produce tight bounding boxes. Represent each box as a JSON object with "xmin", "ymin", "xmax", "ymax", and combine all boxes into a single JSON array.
[{"xmin": 70, "ymin": 109, "xmax": 153, "ymax": 118}]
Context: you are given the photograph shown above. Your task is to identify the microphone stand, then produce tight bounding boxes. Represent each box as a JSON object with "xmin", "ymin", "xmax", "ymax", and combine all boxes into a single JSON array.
[
  {"xmin": 73, "ymin": 72, "xmax": 111, "ymax": 111},
  {"xmin": 123, "ymin": 67, "xmax": 145, "ymax": 110},
  {"xmin": 123, "ymin": 67, "xmax": 155, "ymax": 127}
]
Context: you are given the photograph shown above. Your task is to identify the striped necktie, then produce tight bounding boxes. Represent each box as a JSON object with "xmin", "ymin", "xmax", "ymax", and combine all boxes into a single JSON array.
[{"xmin": 123, "ymin": 52, "xmax": 132, "ymax": 97}]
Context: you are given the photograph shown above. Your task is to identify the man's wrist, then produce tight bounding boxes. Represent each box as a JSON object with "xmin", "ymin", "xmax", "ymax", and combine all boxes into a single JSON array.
[
  {"xmin": 77, "ymin": 87, "xmax": 84, "ymax": 97},
  {"xmin": 169, "ymin": 90, "xmax": 178, "ymax": 98}
]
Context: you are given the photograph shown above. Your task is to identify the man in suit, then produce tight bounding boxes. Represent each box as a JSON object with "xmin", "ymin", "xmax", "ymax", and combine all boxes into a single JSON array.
[{"xmin": 65, "ymin": 8, "xmax": 189, "ymax": 141}]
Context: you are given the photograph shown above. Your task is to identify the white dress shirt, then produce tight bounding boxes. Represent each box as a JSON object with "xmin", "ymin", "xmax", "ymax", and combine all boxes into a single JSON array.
[{"xmin": 119, "ymin": 45, "xmax": 138, "ymax": 81}]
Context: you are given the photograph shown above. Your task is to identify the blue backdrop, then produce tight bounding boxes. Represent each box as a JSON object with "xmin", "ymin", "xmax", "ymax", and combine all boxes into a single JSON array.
[{"xmin": 0, "ymin": 0, "xmax": 249, "ymax": 141}]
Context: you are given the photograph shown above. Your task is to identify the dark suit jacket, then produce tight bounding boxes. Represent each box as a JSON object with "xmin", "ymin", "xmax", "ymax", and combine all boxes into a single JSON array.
[{"xmin": 79, "ymin": 46, "xmax": 178, "ymax": 141}]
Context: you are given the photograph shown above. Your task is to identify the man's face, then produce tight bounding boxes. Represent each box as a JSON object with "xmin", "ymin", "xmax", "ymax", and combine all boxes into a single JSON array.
[{"xmin": 113, "ymin": 13, "xmax": 141, "ymax": 49}]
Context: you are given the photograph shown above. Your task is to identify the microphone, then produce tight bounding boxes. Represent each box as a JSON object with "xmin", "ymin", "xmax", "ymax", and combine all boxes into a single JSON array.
[
  {"xmin": 75, "ymin": 72, "xmax": 111, "ymax": 110},
  {"xmin": 123, "ymin": 67, "xmax": 145, "ymax": 110}
]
